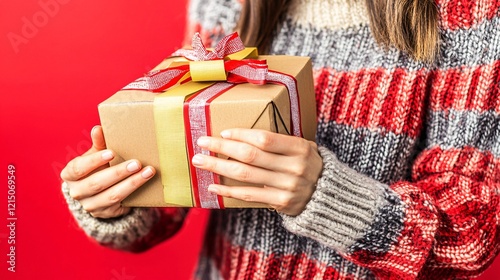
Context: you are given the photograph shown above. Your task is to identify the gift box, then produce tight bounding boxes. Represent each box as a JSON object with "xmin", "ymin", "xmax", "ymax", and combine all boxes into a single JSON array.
[{"xmin": 98, "ymin": 34, "xmax": 316, "ymax": 208}]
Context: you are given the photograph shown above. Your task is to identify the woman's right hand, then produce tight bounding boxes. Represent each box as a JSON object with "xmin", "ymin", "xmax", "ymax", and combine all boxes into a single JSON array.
[{"xmin": 60, "ymin": 125, "xmax": 156, "ymax": 219}]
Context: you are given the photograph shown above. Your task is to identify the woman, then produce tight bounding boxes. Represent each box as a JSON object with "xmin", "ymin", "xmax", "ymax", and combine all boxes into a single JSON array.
[{"xmin": 60, "ymin": 0, "xmax": 500, "ymax": 279}]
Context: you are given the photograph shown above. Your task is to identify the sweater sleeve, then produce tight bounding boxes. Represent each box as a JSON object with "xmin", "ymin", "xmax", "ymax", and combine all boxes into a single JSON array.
[
  {"xmin": 62, "ymin": 183, "xmax": 188, "ymax": 252},
  {"xmin": 281, "ymin": 84, "xmax": 500, "ymax": 278}
]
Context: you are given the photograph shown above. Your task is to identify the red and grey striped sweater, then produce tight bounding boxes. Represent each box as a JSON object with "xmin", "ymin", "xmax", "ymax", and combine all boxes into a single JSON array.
[{"xmin": 63, "ymin": 0, "xmax": 500, "ymax": 279}]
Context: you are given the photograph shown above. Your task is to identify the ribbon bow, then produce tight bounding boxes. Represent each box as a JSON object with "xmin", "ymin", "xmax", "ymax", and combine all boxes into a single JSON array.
[
  {"xmin": 122, "ymin": 32, "xmax": 303, "ymax": 209},
  {"xmin": 123, "ymin": 32, "xmax": 268, "ymax": 92},
  {"xmin": 172, "ymin": 32, "xmax": 247, "ymax": 60}
]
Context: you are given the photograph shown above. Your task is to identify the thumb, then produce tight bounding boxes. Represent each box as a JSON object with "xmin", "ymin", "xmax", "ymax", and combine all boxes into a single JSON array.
[{"xmin": 90, "ymin": 125, "xmax": 107, "ymax": 151}]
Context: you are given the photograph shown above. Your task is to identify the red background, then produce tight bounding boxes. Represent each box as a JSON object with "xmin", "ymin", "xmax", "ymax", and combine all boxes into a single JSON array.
[{"xmin": 0, "ymin": 0, "xmax": 498, "ymax": 279}]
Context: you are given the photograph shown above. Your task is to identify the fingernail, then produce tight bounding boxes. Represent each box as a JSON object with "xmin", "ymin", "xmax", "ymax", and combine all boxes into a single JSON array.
[
  {"xmin": 197, "ymin": 137, "xmax": 210, "ymax": 147},
  {"xmin": 101, "ymin": 150, "xmax": 114, "ymax": 161},
  {"xmin": 127, "ymin": 161, "xmax": 140, "ymax": 172},
  {"xmin": 220, "ymin": 130, "xmax": 231, "ymax": 138},
  {"xmin": 192, "ymin": 154, "xmax": 204, "ymax": 166},
  {"xmin": 91, "ymin": 126, "xmax": 98, "ymax": 136},
  {"xmin": 208, "ymin": 185, "xmax": 219, "ymax": 194},
  {"xmin": 141, "ymin": 167, "xmax": 154, "ymax": 179}
]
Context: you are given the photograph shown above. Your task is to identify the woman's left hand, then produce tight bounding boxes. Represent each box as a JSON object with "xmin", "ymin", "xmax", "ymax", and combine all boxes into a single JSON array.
[{"xmin": 192, "ymin": 128, "xmax": 323, "ymax": 216}]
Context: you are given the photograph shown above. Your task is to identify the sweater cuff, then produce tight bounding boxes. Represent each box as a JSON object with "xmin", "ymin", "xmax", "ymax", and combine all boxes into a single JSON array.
[
  {"xmin": 62, "ymin": 183, "xmax": 161, "ymax": 250},
  {"xmin": 280, "ymin": 146, "xmax": 389, "ymax": 252}
]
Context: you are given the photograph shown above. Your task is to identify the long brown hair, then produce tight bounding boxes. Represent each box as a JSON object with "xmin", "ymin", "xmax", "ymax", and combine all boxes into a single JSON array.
[
  {"xmin": 236, "ymin": 0, "xmax": 439, "ymax": 62},
  {"xmin": 236, "ymin": 0, "xmax": 292, "ymax": 55}
]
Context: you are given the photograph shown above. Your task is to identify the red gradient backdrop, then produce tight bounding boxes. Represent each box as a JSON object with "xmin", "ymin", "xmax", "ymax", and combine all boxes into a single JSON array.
[{"xmin": 0, "ymin": 1, "xmax": 498, "ymax": 279}]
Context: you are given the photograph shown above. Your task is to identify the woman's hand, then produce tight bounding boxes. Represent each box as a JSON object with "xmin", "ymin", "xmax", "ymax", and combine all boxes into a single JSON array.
[
  {"xmin": 60, "ymin": 126, "xmax": 156, "ymax": 219},
  {"xmin": 192, "ymin": 129, "xmax": 323, "ymax": 216}
]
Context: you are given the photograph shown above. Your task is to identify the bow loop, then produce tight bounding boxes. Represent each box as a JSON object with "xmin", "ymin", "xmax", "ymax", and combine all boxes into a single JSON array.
[
  {"xmin": 212, "ymin": 32, "xmax": 246, "ymax": 60},
  {"xmin": 173, "ymin": 32, "xmax": 246, "ymax": 61},
  {"xmin": 190, "ymin": 33, "xmax": 215, "ymax": 60},
  {"xmin": 124, "ymin": 32, "xmax": 266, "ymax": 91}
]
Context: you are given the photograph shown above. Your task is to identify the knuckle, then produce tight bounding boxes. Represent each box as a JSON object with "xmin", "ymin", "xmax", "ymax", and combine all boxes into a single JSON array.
[
  {"xmin": 89, "ymin": 210, "xmax": 105, "ymax": 219},
  {"xmin": 277, "ymin": 192, "xmax": 292, "ymax": 208},
  {"xmin": 88, "ymin": 210, "xmax": 98, "ymax": 218},
  {"xmin": 82, "ymin": 203, "xmax": 97, "ymax": 213},
  {"xmin": 107, "ymin": 192, "xmax": 122, "ymax": 204},
  {"xmin": 68, "ymin": 187, "xmax": 83, "ymax": 201},
  {"xmin": 289, "ymin": 163, "xmax": 307, "ymax": 177},
  {"xmin": 97, "ymin": 208, "xmax": 119, "ymax": 219},
  {"xmin": 283, "ymin": 177, "xmax": 301, "ymax": 192},
  {"xmin": 239, "ymin": 192, "xmax": 254, "ymax": 202},
  {"xmin": 112, "ymin": 165, "xmax": 126, "ymax": 179},
  {"xmin": 70, "ymin": 158, "xmax": 86, "ymax": 178},
  {"xmin": 211, "ymin": 138, "xmax": 222, "ymax": 151},
  {"xmin": 60, "ymin": 168, "xmax": 68, "ymax": 181},
  {"xmin": 88, "ymin": 153, "xmax": 100, "ymax": 166},
  {"xmin": 216, "ymin": 187, "xmax": 229, "ymax": 197},
  {"xmin": 116, "ymin": 207, "xmax": 130, "ymax": 217},
  {"xmin": 241, "ymin": 145, "xmax": 258, "ymax": 163},
  {"xmin": 128, "ymin": 175, "xmax": 145, "ymax": 189},
  {"xmin": 87, "ymin": 179, "xmax": 103, "ymax": 194},
  {"xmin": 282, "ymin": 176, "xmax": 295, "ymax": 188},
  {"xmin": 256, "ymin": 132, "xmax": 273, "ymax": 148},
  {"xmin": 234, "ymin": 165, "xmax": 251, "ymax": 182},
  {"xmin": 207, "ymin": 158, "xmax": 218, "ymax": 172},
  {"xmin": 297, "ymin": 140, "xmax": 311, "ymax": 155},
  {"xmin": 310, "ymin": 141, "xmax": 318, "ymax": 151}
]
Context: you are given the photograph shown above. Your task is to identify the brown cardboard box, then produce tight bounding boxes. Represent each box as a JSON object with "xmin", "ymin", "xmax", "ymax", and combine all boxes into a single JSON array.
[{"xmin": 98, "ymin": 55, "xmax": 316, "ymax": 207}]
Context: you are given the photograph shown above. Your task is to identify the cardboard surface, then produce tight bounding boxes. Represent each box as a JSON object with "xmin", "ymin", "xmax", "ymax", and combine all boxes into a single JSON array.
[{"xmin": 98, "ymin": 55, "xmax": 316, "ymax": 207}]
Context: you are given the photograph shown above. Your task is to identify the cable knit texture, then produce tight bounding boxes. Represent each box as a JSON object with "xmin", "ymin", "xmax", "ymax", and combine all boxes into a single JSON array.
[
  {"xmin": 280, "ymin": 146, "xmax": 402, "ymax": 253},
  {"xmin": 62, "ymin": 183, "xmax": 186, "ymax": 252},
  {"xmin": 63, "ymin": 0, "xmax": 500, "ymax": 279}
]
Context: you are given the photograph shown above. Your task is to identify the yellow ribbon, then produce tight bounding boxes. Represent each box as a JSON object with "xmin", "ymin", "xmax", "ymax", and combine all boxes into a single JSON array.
[{"xmin": 153, "ymin": 47, "xmax": 258, "ymax": 206}]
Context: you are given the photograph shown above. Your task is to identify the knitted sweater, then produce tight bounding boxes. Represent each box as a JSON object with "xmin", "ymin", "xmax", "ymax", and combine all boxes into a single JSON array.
[{"xmin": 63, "ymin": 0, "xmax": 500, "ymax": 279}]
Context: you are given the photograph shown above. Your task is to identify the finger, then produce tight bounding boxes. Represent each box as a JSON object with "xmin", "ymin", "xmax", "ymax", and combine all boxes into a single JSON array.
[
  {"xmin": 192, "ymin": 154, "xmax": 289, "ymax": 187},
  {"xmin": 83, "ymin": 125, "xmax": 107, "ymax": 156},
  {"xmin": 197, "ymin": 136, "xmax": 289, "ymax": 171},
  {"xmin": 67, "ymin": 159, "xmax": 143, "ymax": 200},
  {"xmin": 78, "ymin": 166, "xmax": 155, "ymax": 212},
  {"xmin": 89, "ymin": 204, "xmax": 131, "ymax": 219},
  {"xmin": 60, "ymin": 149, "xmax": 115, "ymax": 181},
  {"xmin": 207, "ymin": 184, "xmax": 284, "ymax": 209},
  {"xmin": 220, "ymin": 128, "xmax": 311, "ymax": 155},
  {"xmin": 208, "ymin": 184, "xmax": 306, "ymax": 215}
]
